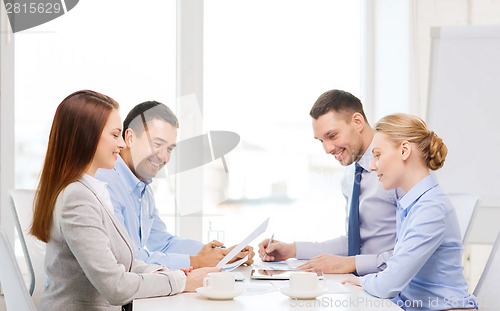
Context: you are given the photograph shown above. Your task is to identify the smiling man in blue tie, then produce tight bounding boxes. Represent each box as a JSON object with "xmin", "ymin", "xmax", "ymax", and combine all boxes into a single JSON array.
[{"xmin": 258, "ymin": 89, "xmax": 399, "ymax": 276}]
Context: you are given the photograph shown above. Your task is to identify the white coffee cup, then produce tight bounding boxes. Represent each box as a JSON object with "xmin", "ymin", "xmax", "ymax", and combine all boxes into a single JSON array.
[
  {"xmin": 289, "ymin": 272, "xmax": 320, "ymax": 292},
  {"xmin": 203, "ymin": 272, "xmax": 235, "ymax": 292}
]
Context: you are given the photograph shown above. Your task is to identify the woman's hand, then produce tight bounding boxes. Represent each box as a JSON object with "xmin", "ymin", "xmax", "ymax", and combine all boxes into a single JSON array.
[
  {"xmin": 184, "ymin": 267, "xmax": 220, "ymax": 292},
  {"xmin": 341, "ymin": 276, "xmax": 362, "ymax": 287}
]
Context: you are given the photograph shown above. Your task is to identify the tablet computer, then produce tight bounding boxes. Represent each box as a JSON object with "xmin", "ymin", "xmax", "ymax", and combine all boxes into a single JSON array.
[{"xmin": 250, "ymin": 269, "xmax": 324, "ymax": 280}]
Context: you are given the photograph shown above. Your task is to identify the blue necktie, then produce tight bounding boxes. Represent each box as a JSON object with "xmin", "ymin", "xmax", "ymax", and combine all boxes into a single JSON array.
[{"xmin": 348, "ymin": 163, "xmax": 363, "ymax": 256}]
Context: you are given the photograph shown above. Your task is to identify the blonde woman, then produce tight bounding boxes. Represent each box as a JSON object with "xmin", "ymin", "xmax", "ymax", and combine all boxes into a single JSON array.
[
  {"xmin": 342, "ymin": 113, "xmax": 478, "ymax": 311},
  {"xmin": 31, "ymin": 90, "xmax": 216, "ymax": 311}
]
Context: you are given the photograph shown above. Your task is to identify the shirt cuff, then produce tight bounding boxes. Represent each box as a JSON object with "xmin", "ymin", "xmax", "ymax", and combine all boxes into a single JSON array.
[
  {"xmin": 355, "ymin": 254, "xmax": 378, "ymax": 276},
  {"xmin": 158, "ymin": 270, "xmax": 187, "ymax": 294},
  {"xmin": 141, "ymin": 264, "xmax": 165, "ymax": 274},
  {"xmin": 359, "ymin": 275, "xmax": 368, "ymax": 289}
]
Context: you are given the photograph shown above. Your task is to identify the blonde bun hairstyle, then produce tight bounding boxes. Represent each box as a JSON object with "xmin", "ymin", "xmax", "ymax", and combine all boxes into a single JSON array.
[{"xmin": 375, "ymin": 113, "xmax": 447, "ymax": 170}]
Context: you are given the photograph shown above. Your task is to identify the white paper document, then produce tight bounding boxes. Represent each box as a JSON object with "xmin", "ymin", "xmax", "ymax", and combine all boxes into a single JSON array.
[
  {"xmin": 253, "ymin": 261, "xmax": 292, "ymax": 270},
  {"xmin": 217, "ymin": 217, "xmax": 269, "ymax": 269},
  {"xmin": 221, "ymin": 255, "xmax": 248, "ymax": 272},
  {"xmin": 253, "ymin": 259, "xmax": 307, "ymax": 270}
]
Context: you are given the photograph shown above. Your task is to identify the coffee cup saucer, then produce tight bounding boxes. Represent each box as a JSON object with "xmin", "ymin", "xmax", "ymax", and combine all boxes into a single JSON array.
[
  {"xmin": 280, "ymin": 286, "xmax": 328, "ymax": 300},
  {"xmin": 196, "ymin": 287, "xmax": 244, "ymax": 300}
]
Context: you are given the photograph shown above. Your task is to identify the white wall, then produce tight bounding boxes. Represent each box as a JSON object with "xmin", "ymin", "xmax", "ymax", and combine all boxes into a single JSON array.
[
  {"xmin": 0, "ymin": 0, "xmax": 15, "ymax": 242},
  {"xmin": 363, "ymin": 0, "xmax": 500, "ymax": 250},
  {"xmin": 362, "ymin": 0, "xmax": 412, "ymax": 124},
  {"xmin": 4, "ymin": 0, "xmax": 500, "ymax": 241},
  {"xmin": 414, "ymin": 0, "xmax": 500, "ymax": 117},
  {"xmin": 176, "ymin": 0, "xmax": 204, "ymax": 241},
  {"xmin": 361, "ymin": 0, "xmax": 410, "ymax": 124},
  {"xmin": 363, "ymin": 0, "xmax": 500, "ymax": 121},
  {"xmin": 374, "ymin": 0, "xmax": 412, "ymax": 121}
]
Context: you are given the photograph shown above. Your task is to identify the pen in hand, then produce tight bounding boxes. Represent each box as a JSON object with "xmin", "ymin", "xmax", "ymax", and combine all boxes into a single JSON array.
[
  {"xmin": 211, "ymin": 242, "xmax": 226, "ymax": 249},
  {"xmin": 263, "ymin": 233, "xmax": 274, "ymax": 261}
]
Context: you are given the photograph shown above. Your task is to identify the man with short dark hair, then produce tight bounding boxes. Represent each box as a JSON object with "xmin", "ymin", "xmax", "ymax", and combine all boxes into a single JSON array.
[
  {"xmin": 96, "ymin": 101, "xmax": 254, "ymax": 269},
  {"xmin": 259, "ymin": 90, "xmax": 399, "ymax": 276}
]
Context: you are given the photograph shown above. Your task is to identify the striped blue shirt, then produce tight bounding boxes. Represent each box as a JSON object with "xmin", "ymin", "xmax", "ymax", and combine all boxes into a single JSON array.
[{"xmin": 95, "ymin": 156, "xmax": 203, "ymax": 269}]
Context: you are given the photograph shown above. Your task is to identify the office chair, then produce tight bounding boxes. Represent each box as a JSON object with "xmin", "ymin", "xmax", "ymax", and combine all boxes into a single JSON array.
[
  {"xmin": 9, "ymin": 189, "xmax": 46, "ymax": 308},
  {"xmin": 447, "ymin": 192, "xmax": 479, "ymax": 243},
  {"xmin": 473, "ymin": 231, "xmax": 500, "ymax": 311},
  {"xmin": 0, "ymin": 225, "xmax": 37, "ymax": 310}
]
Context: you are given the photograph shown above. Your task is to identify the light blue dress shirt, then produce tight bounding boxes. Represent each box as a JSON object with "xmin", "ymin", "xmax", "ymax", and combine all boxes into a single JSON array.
[
  {"xmin": 296, "ymin": 143, "xmax": 399, "ymax": 275},
  {"xmin": 95, "ymin": 156, "xmax": 203, "ymax": 269},
  {"xmin": 361, "ymin": 175, "xmax": 478, "ymax": 310}
]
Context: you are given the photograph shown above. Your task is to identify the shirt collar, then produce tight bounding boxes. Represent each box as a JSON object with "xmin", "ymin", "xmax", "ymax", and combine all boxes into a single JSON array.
[
  {"xmin": 81, "ymin": 173, "xmax": 109, "ymax": 198},
  {"xmin": 398, "ymin": 174, "xmax": 438, "ymax": 215},
  {"xmin": 115, "ymin": 155, "xmax": 152, "ymax": 192},
  {"xmin": 356, "ymin": 141, "xmax": 374, "ymax": 172}
]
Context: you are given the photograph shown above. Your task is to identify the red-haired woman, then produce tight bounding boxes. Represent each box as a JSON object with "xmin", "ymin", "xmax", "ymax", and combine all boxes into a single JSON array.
[{"xmin": 31, "ymin": 90, "xmax": 216, "ymax": 311}]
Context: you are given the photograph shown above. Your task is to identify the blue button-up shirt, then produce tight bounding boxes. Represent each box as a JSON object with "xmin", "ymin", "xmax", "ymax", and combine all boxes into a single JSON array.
[
  {"xmin": 361, "ymin": 175, "xmax": 478, "ymax": 310},
  {"xmin": 95, "ymin": 156, "xmax": 203, "ymax": 269}
]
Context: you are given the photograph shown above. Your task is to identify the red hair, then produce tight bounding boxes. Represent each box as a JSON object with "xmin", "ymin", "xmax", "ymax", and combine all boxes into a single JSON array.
[{"xmin": 31, "ymin": 90, "xmax": 119, "ymax": 242}]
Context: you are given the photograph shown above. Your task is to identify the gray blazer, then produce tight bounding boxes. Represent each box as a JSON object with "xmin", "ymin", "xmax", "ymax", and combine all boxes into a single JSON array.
[{"xmin": 40, "ymin": 177, "xmax": 184, "ymax": 311}]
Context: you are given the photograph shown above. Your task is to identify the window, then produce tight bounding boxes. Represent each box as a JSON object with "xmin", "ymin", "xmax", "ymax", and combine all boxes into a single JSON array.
[
  {"xmin": 14, "ymin": 0, "xmax": 177, "ymax": 231},
  {"xmin": 12, "ymin": 0, "xmax": 361, "ymax": 248},
  {"xmin": 203, "ymin": 0, "xmax": 361, "ymax": 244}
]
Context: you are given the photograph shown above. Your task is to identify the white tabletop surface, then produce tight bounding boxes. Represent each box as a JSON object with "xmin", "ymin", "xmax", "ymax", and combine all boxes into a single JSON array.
[{"xmin": 134, "ymin": 265, "xmax": 402, "ymax": 311}]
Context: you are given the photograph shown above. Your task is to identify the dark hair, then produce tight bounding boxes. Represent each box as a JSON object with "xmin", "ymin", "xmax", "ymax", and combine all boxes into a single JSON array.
[
  {"xmin": 31, "ymin": 90, "xmax": 119, "ymax": 242},
  {"xmin": 310, "ymin": 89, "xmax": 368, "ymax": 123},
  {"xmin": 122, "ymin": 101, "xmax": 179, "ymax": 139}
]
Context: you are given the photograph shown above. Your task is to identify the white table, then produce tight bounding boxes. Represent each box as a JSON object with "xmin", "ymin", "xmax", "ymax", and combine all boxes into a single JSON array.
[{"xmin": 134, "ymin": 265, "xmax": 402, "ymax": 311}]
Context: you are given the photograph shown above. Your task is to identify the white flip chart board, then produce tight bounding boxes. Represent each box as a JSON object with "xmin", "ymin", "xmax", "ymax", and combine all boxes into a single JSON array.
[{"xmin": 426, "ymin": 25, "xmax": 500, "ymax": 207}]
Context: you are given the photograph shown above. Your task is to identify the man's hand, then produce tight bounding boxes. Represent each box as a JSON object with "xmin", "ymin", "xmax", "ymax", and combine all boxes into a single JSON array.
[
  {"xmin": 242, "ymin": 245, "xmax": 255, "ymax": 265},
  {"xmin": 226, "ymin": 245, "xmax": 255, "ymax": 266},
  {"xmin": 190, "ymin": 240, "xmax": 228, "ymax": 269},
  {"xmin": 297, "ymin": 254, "xmax": 356, "ymax": 274},
  {"xmin": 258, "ymin": 239, "xmax": 296, "ymax": 262}
]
